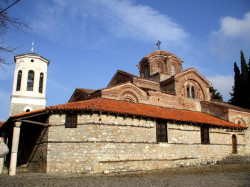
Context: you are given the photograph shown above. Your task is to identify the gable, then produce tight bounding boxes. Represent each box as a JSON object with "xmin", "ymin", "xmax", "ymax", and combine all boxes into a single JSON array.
[
  {"xmin": 102, "ymin": 82, "xmax": 148, "ymax": 103},
  {"xmin": 68, "ymin": 88, "xmax": 96, "ymax": 103},
  {"xmin": 107, "ymin": 70, "xmax": 138, "ymax": 88},
  {"xmin": 175, "ymin": 68, "xmax": 211, "ymax": 87}
]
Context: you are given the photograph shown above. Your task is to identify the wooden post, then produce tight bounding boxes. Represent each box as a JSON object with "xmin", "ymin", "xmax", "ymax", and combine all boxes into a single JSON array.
[{"xmin": 9, "ymin": 122, "xmax": 21, "ymax": 176}]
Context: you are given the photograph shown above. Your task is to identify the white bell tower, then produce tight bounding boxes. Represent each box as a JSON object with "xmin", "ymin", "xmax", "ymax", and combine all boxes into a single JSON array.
[{"xmin": 10, "ymin": 47, "xmax": 50, "ymax": 115}]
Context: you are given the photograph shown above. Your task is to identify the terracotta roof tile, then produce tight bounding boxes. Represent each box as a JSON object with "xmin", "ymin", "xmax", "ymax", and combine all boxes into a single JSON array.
[
  {"xmin": 77, "ymin": 88, "xmax": 96, "ymax": 95},
  {"xmin": 47, "ymin": 98, "xmax": 246, "ymax": 129},
  {"xmin": 10, "ymin": 108, "xmax": 46, "ymax": 119},
  {"xmin": 207, "ymin": 100, "xmax": 250, "ymax": 113},
  {"xmin": 116, "ymin": 70, "xmax": 139, "ymax": 78},
  {"xmin": 145, "ymin": 50, "xmax": 174, "ymax": 58},
  {"xmin": 3, "ymin": 98, "xmax": 246, "ymax": 129}
]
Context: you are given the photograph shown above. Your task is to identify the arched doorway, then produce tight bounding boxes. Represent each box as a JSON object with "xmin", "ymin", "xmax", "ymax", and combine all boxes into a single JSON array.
[{"xmin": 232, "ymin": 134, "xmax": 237, "ymax": 154}]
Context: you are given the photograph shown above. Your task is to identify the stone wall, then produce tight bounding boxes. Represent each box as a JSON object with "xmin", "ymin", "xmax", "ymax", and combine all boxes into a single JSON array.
[
  {"xmin": 27, "ymin": 126, "xmax": 48, "ymax": 172},
  {"xmin": 45, "ymin": 113, "xmax": 247, "ymax": 174},
  {"xmin": 10, "ymin": 103, "xmax": 45, "ymax": 116},
  {"xmin": 228, "ymin": 109, "xmax": 250, "ymax": 155}
]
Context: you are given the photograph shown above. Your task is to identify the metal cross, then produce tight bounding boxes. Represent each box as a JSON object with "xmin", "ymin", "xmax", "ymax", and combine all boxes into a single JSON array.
[
  {"xmin": 31, "ymin": 41, "xmax": 34, "ymax": 53},
  {"xmin": 156, "ymin": 40, "xmax": 161, "ymax": 50}
]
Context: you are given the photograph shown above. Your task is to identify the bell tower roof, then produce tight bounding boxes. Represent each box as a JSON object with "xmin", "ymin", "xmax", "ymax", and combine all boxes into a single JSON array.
[{"xmin": 14, "ymin": 53, "xmax": 50, "ymax": 65}]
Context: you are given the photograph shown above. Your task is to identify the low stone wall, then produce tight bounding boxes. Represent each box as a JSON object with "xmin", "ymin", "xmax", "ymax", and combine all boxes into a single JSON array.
[{"xmin": 46, "ymin": 113, "xmax": 247, "ymax": 174}]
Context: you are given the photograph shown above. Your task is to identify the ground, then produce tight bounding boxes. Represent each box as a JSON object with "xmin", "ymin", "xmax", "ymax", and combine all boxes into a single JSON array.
[{"xmin": 0, "ymin": 164, "xmax": 249, "ymax": 187}]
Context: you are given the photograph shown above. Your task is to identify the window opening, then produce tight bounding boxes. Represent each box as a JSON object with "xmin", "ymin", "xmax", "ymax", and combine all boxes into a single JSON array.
[
  {"xmin": 232, "ymin": 134, "xmax": 237, "ymax": 154},
  {"xmin": 201, "ymin": 126, "xmax": 209, "ymax": 144},
  {"xmin": 143, "ymin": 64, "xmax": 149, "ymax": 78},
  {"xmin": 156, "ymin": 120, "xmax": 168, "ymax": 142},
  {"xmin": 16, "ymin": 70, "xmax": 22, "ymax": 91},
  {"xmin": 65, "ymin": 114, "xmax": 77, "ymax": 128},
  {"xmin": 191, "ymin": 86, "xmax": 195, "ymax": 99},
  {"xmin": 187, "ymin": 85, "xmax": 190, "ymax": 98},
  {"xmin": 39, "ymin": 73, "xmax": 44, "ymax": 93},
  {"xmin": 171, "ymin": 66, "xmax": 175, "ymax": 75},
  {"xmin": 27, "ymin": 70, "xmax": 34, "ymax": 91}
]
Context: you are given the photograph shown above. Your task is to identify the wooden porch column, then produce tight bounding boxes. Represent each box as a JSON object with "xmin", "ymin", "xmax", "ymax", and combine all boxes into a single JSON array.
[{"xmin": 9, "ymin": 122, "xmax": 21, "ymax": 176}]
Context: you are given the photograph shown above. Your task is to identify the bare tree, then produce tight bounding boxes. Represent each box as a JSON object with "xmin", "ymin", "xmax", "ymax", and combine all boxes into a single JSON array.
[{"xmin": 0, "ymin": 0, "xmax": 29, "ymax": 69}]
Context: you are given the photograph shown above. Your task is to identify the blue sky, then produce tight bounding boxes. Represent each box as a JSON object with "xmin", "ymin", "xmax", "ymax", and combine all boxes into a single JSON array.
[{"xmin": 0, "ymin": 0, "xmax": 250, "ymax": 120}]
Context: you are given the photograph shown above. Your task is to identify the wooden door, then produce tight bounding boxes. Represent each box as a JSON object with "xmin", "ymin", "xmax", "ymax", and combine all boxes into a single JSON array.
[{"xmin": 232, "ymin": 134, "xmax": 237, "ymax": 154}]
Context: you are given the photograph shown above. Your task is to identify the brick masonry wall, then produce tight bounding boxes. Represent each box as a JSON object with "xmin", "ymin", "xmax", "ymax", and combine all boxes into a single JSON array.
[
  {"xmin": 201, "ymin": 102, "xmax": 229, "ymax": 121},
  {"xmin": 46, "ymin": 113, "xmax": 247, "ymax": 174},
  {"xmin": 149, "ymin": 92, "xmax": 201, "ymax": 111}
]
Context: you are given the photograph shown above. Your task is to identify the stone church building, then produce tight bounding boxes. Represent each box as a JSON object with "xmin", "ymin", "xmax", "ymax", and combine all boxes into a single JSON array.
[{"xmin": 0, "ymin": 49, "xmax": 249, "ymax": 175}]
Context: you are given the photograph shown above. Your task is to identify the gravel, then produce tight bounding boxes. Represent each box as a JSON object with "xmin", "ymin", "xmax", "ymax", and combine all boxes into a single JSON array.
[{"xmin": 0, "ymin": 163, "xmax": 249, "ymax": 187}]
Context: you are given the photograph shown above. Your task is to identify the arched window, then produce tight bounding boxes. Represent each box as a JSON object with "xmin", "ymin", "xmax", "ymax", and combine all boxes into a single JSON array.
[
  {"xmin": 144, "ymin": 66, "xmax": 149, "ymax": 78},
  {"xmin": 27, "ymin": 70, "xmax": 34, "ymax": 91},
  {"xmin": 191, "ymin": 86, "xmax": 195, "ymax": 99},
  {"xmin": 171, "ymin": 66, "xmax": 175, "ymax": 75},
  {"xmin": 39, "ymin": 73, "xmax": 44, "ymax": 93},
  {"xmin": 187, "ymin": 85, "xmax": 190, "ymax": 98},
  {"xmin": 16, "ymin": 70, "xmax": 22, "ymax": 91}
]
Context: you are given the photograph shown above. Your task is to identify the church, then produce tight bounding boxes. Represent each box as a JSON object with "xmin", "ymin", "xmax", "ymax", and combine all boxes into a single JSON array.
[{"xmin": 0, "ymin": 45, "xmax": 249, "ymax": 175}]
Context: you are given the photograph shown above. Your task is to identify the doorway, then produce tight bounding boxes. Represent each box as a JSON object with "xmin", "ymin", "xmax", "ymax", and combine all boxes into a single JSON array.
[{"xmin": 232, "ymin": 134, "xmax": 237, "ymax": 154}]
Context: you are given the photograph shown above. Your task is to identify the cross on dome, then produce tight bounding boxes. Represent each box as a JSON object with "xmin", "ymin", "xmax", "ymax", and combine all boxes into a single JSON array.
[
  {"xmin": 156, "ymin": 40, "xmax": 161, "ymax": 50},
  {"xmin": 31, "ymin": 41, "xmax": 34, "ymax": 53}
]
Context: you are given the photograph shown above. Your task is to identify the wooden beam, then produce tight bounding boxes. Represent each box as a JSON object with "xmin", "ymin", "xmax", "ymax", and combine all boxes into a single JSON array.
[
  {"xmin": 17, "ymin": 112, "xmax": 47, "ymax": 120},
  {"xmin": 15, "ymin": 119, "xmax": 49, "ymax": 127}
]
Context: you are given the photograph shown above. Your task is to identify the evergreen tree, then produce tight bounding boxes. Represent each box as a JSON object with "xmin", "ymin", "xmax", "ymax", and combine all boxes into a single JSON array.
[
  {"xmin": 240, "ymin": 51, "xmax": 248, "ymax": 108},
  {"xmin": 229, "ymin": 51, "xmax": 250, "ymax": 109},
  {"xmin": 210, "ymin": 86, "xmax": 223, "ymax": 101},
  {"xmin": 229, "ymin": 62, "xmax": 241, "ymax": 105}
]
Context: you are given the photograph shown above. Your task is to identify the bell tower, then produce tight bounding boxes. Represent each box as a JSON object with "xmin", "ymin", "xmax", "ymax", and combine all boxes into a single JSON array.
[{"xmin": 10, "ymin": 49, "xmax": 50, "ymax": 115}]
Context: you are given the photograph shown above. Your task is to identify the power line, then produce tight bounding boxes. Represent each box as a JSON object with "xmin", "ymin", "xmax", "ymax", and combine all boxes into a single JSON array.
[{"xmin": 0, "ymin": 0, "xmax": 20, "ymax": 14}]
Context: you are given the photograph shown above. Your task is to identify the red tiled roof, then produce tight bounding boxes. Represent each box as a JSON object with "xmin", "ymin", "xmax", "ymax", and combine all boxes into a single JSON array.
[
  {"xmin": 116, "ymin": 70, "xmax": 139, "ymax": 78},
  {"xmin": 3, "ymin": 98, "xmax": 246, "ymax": 129},
  {"xmin": 207, "ymin": 100, "xmax": 250, "ymax": 113},
  {"xmin": 46, "ymin": 98, "xmax": 246, "ymax": 129},
  {"xmin": 145, "ymin": 50, "xmax": 174, "ymax": 58},
  {"xmin": 77, "ymin": 88, "xmax": 96, "ymax": 95},
  {"xmin": 10, "ymin": 108, "xmax": 46, "ymax": 119}
]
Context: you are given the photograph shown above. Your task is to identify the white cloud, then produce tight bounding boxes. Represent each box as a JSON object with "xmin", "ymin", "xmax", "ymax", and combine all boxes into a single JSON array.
[
  {"xmin": 209, "ymin": 12, "xmax": 250, "ymax": 59},
  {"xmin": 207, "ymin": 75, "xmax": 234, "ymax": 101},
  {"xmin": 32, "ymin": 0, "xmax": 188, "ymax": 47},
  {"xmin": 216, "ymin": 12, "xmax": 250, "ymax": 40}
]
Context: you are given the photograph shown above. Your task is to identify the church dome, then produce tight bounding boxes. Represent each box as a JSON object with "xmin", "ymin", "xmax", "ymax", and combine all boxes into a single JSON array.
[{"xmin": 138, "ymin": 50, "xmax": 183, "ymax": 81}]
